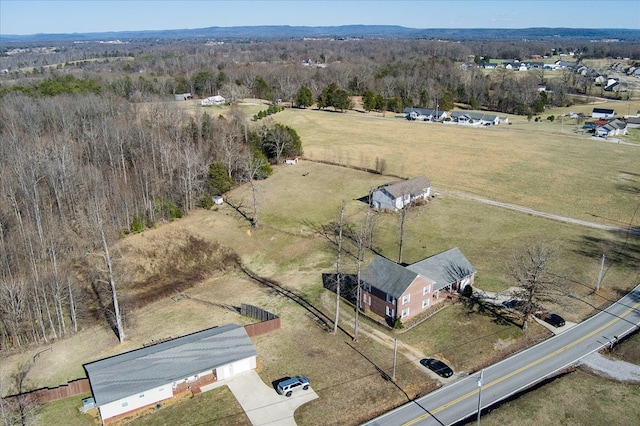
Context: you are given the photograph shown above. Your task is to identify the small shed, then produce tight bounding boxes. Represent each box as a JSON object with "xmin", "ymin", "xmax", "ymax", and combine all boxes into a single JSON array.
[
  {"xmin": 175, "ymin": 93, "xmax": 192, "ymax": 101},
  {"xmin": 285, "ymin": 157, "xmax": 298, "ymax": 165}
]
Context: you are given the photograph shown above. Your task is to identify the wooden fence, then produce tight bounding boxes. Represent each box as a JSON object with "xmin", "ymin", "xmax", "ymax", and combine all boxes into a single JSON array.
[
  {"xmin": 241, "ymin": 304, "xmax": 281, "ymax": 337},
  {"xmin": 3, "ymin": 378, "xmax": 90, "ymax": 406}
]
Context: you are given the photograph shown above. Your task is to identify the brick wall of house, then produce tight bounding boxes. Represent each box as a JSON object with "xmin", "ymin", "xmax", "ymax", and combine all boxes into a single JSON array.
[
  {"xmin": 364, "ymin": 286, "xmax": 396, "ymax": 321},
  {"xmin": 398, "ymin": 276, "xmax": 437, "ymax": 322}
]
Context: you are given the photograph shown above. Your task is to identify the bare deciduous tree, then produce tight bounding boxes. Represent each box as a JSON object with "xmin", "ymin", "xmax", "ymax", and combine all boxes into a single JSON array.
[
  {"xmin": 507, "ymin": 241, "xmax": 565, "ymax": 331},
  {"xmin": 333, "ymin": 200, "xmax": 347, "ymax": 335},
  {"xmin": 351, "ymin": 208, "xmax": 375, "ymax": 341}
]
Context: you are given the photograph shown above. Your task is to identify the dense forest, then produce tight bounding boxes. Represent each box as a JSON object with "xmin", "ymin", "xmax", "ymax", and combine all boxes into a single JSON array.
[{"xmin": 0, "ymin": 35, "xmax": 638, "ymax": 351}]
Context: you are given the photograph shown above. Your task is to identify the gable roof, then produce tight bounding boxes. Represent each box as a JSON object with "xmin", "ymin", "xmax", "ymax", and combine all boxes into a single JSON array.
[
  {"xmin": 364, "ymin": 248, "xmax": 476, "ymax": 297},
  {"xmin": 450, "ymin": 111, "xmax": 498, "ymax": 122},
  {"xmin": 403, "ymin": 107, "xmax": 445, "ymax": 116},
  {"xmin": 406, "ymin": 247, "xmax": 477, "ymax": 291},
  {"xmin": 377, "ymin": 176, "xmax": 431, "ymax": 199},
  {"xmin": 84, "ymin": 324, "xmax": 256, "ymax": 406},
  {"xmin": 363, "ymin": 256, "xmax": 419, "ymax": 298}
]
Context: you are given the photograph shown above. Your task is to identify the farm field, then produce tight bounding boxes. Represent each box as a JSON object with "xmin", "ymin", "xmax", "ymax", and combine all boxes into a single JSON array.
[{"xmin": 6, "ymin": 100, "xmax": 640, "ymax": 425}]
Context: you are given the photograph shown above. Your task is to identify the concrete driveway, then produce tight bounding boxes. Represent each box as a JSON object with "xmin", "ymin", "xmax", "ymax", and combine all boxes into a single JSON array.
[{"xmin": 201, "ymin": 370, "xmax": 318, "ymax": 425}]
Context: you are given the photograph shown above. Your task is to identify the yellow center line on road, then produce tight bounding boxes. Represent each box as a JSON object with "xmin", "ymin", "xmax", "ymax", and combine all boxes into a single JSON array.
[{"xmin": 403, "ymin": 300, "xmax": 640, "ymax": 426}]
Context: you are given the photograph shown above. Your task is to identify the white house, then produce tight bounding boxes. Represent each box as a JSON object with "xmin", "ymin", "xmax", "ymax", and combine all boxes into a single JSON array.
[
  {"xmin": 449, "ymin": 111, "xmax": 500, "ymax": 126},
  {"xmin": 595, "ymin": 119, "xmax": 628, "ymax": 137},
  {"xmin": 84, "ymin": 324, "xmax": 256, "ymax": 423},
  {"xmin": 403, "ymin": 107, "xmax": 447, "ymax": 122},
  {"xmin": 201, "ymin": 95, "xmax": 226, "ymax": 106},
  {"xmin": 370, "ymin": 176, "xmax": 431, "ymax": 211}
]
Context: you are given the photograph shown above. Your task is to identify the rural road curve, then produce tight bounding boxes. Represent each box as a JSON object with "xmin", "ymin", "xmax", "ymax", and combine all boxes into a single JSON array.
[{"xmin": 440, "ymin": 189, "xmax": 640, "ymax": 235}]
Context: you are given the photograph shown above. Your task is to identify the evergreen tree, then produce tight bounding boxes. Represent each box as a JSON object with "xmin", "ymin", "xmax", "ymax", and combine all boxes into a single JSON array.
[
  {"xmin": 295, "ymin": 85, "xmax": 314, "ymax": 108},
  {"xmin": 208, "ymin": 162, "xmax": 235, "ymax": 195}
]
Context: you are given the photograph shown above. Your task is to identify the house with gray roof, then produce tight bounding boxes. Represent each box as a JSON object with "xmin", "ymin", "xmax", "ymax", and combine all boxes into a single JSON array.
[
  {"xmin": 370, "ymin": 176, "xmax": 431, "ymax": 211},
  {"xmin": 403, "ymin": 107, "xmax": 448, "ymax": 122},
  {"xmin": 595, "ymin": 119, "xmax": 628, "ymax": 137},
  {"xmin": 361, "ymin": 248, "xmax": 476, "ymax": 324},
  {"xmin": 625, "ymin": 116, "xmax": 640, "ymax": 129},
  {"xmin": 84, "ymin": 324, "xmax": 257, "ymax": 423},
  {"xmin": 449, "ymin": 111, "xmax": 500, "ymax": 126}
]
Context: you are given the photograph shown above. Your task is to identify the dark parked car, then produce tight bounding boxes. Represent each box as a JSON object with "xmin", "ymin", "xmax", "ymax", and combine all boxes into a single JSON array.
[
  {"xmin": 539, "ymin": 312, "xmax": 565, "ymax": 328},
  {"xmin": 502, "ymin": 299, "xmax": 526, "ymax": 311},
  {"xmin": 420, "ymin": 358, "xmax": 453, "ymax": 378}
]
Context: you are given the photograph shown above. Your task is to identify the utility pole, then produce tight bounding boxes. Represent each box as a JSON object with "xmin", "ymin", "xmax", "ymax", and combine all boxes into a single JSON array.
[
  {"xmin": 477, "ymin": 369, "xmax": 484, "ymax": 426},
  {"xmin": 596, "ymin": 253, "xmax": 605, "ymax": 291},
  {"xmin": 392, "ymin": 338, "xmax": 398, "ymax": 381}
]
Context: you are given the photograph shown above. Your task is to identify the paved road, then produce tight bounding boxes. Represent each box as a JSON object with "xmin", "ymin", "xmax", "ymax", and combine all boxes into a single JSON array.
[
  {"xmin": 363, "ymin": 284, "xmax": 640, "ymax": 426},
  {"xmin": 442, "ymin": 189, "xmax": 640, "ymax": 235}
]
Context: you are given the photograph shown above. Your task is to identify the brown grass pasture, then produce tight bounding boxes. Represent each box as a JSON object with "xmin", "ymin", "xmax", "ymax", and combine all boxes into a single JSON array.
[
  {"xmin": 4, "ymin": 99, "xmax": 640, "ymax": 425},
  {"xmin": 275, "ymin": 103, "xmax": 640, "ymax": 228},
  {"xmin": 472, "ymin": 369, "xmax": 640, "ymax": 426}
]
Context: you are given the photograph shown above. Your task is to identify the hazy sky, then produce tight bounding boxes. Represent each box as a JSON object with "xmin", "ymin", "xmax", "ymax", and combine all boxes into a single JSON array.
[{"xmin": 1, "ymin": 0, "xmax": 638, "ymax": 36}]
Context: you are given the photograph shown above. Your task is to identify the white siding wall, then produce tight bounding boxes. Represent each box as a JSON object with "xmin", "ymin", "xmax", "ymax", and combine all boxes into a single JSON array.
[
  {"xmin": 216, "ymin": 356, "xmax": 256, "ymax": 380},
  {"xmin": 99, "ymin": 385, "xmax": 173, "ymax": 421}
]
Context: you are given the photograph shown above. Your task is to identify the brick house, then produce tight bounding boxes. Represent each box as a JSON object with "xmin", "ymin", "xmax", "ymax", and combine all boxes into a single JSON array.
[{"xmin": 361, "ymin": 248, "xmax": 476, "ymax": 324}]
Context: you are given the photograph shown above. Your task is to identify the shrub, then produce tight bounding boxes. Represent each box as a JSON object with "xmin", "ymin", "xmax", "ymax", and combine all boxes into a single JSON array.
[
  {"xmin": 201, "ymin": 194, "xmax": 214, "ymax": 209},
  {"xmin": 131, "ymin": 216, "xmax": 145, "ymax": 234},
  {"xmin": 393, "ymin": 318, "xmax": 404, "ymax": 329}
]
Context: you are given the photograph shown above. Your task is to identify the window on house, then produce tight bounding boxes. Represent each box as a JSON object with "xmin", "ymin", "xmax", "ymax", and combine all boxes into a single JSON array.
[
  {"xmin": 363, "ymin": 282, "xmax": 371, "ymax": 292},
  {"xmin": 386, "ymin": 293, "xmax": 395, "ymax": 303},
  {"xmin": 422, "ymin": 298, "xmax": 430, "ymax": 309},
  {"xmin": 423, "ymin": 285, "xmax": 430, "ymax": 295},
  {"xmin": 402, "ymin": 294, "xmax": 410, "ymax": 304},
  {"xmin": 401, "ymin": 308, "xmax": 410, "ymax": 318},
  {"xmin": 386, "ymin": 306, "xmax": 395, "ymax": 317},
  {"xmin": 139, "ymin": 394, "xmax": 144, "ymax": 398},
  {"xmin": 121, "ymin": 401, "xmax": 128, "ymax": 407}
]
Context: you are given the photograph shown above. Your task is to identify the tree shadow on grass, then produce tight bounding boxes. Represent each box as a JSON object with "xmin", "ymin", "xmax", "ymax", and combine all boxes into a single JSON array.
[{"xmin": 240, "ymin": 264, "xmax": 353, "ymax": 337}]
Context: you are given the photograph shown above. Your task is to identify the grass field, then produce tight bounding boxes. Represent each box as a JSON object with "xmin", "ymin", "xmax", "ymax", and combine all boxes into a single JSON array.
[
  {"xmin": 4, "ymin": 98, "xmax": 640, "ymax": 425},
  {"xmin": 274, "ymin": 103, "xmax": 640, "ymax": 228}
]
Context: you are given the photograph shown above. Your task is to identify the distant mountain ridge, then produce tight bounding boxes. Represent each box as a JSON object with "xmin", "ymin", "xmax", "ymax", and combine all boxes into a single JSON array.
[{"xmin": 2, "ymin": 25, "xmax": 639, "ymax": 43}]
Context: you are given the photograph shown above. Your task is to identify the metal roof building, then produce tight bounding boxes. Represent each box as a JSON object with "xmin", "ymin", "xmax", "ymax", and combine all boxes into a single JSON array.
[{"xmin": 84, "ymin": 324, "xmax": 257, "ymax": 422}]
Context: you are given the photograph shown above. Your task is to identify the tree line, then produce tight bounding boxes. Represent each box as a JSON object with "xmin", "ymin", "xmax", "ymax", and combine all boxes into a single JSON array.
[
  {"xmin": 0, "ymin": 91, "xmax": 301, "ymax": 350},
  {"xmin": 3, "ymin": 38, "xmax": 639, "ymax": 118}
]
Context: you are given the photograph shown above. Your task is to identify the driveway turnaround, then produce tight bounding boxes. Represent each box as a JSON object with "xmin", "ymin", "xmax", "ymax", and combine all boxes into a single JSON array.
[{"xmin": 202, "ymin": 370, "xmax": 318, "ymax": 425}]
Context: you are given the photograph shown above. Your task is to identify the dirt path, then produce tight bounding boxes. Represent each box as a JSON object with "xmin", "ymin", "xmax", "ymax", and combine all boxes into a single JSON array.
[
  {"xmin": 441, "ymin": 189, "xmax": 640, "ymax": 235},
  {"xmin": 320, "ymin": 293, "xmax": 426, "ymax": 364}
]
